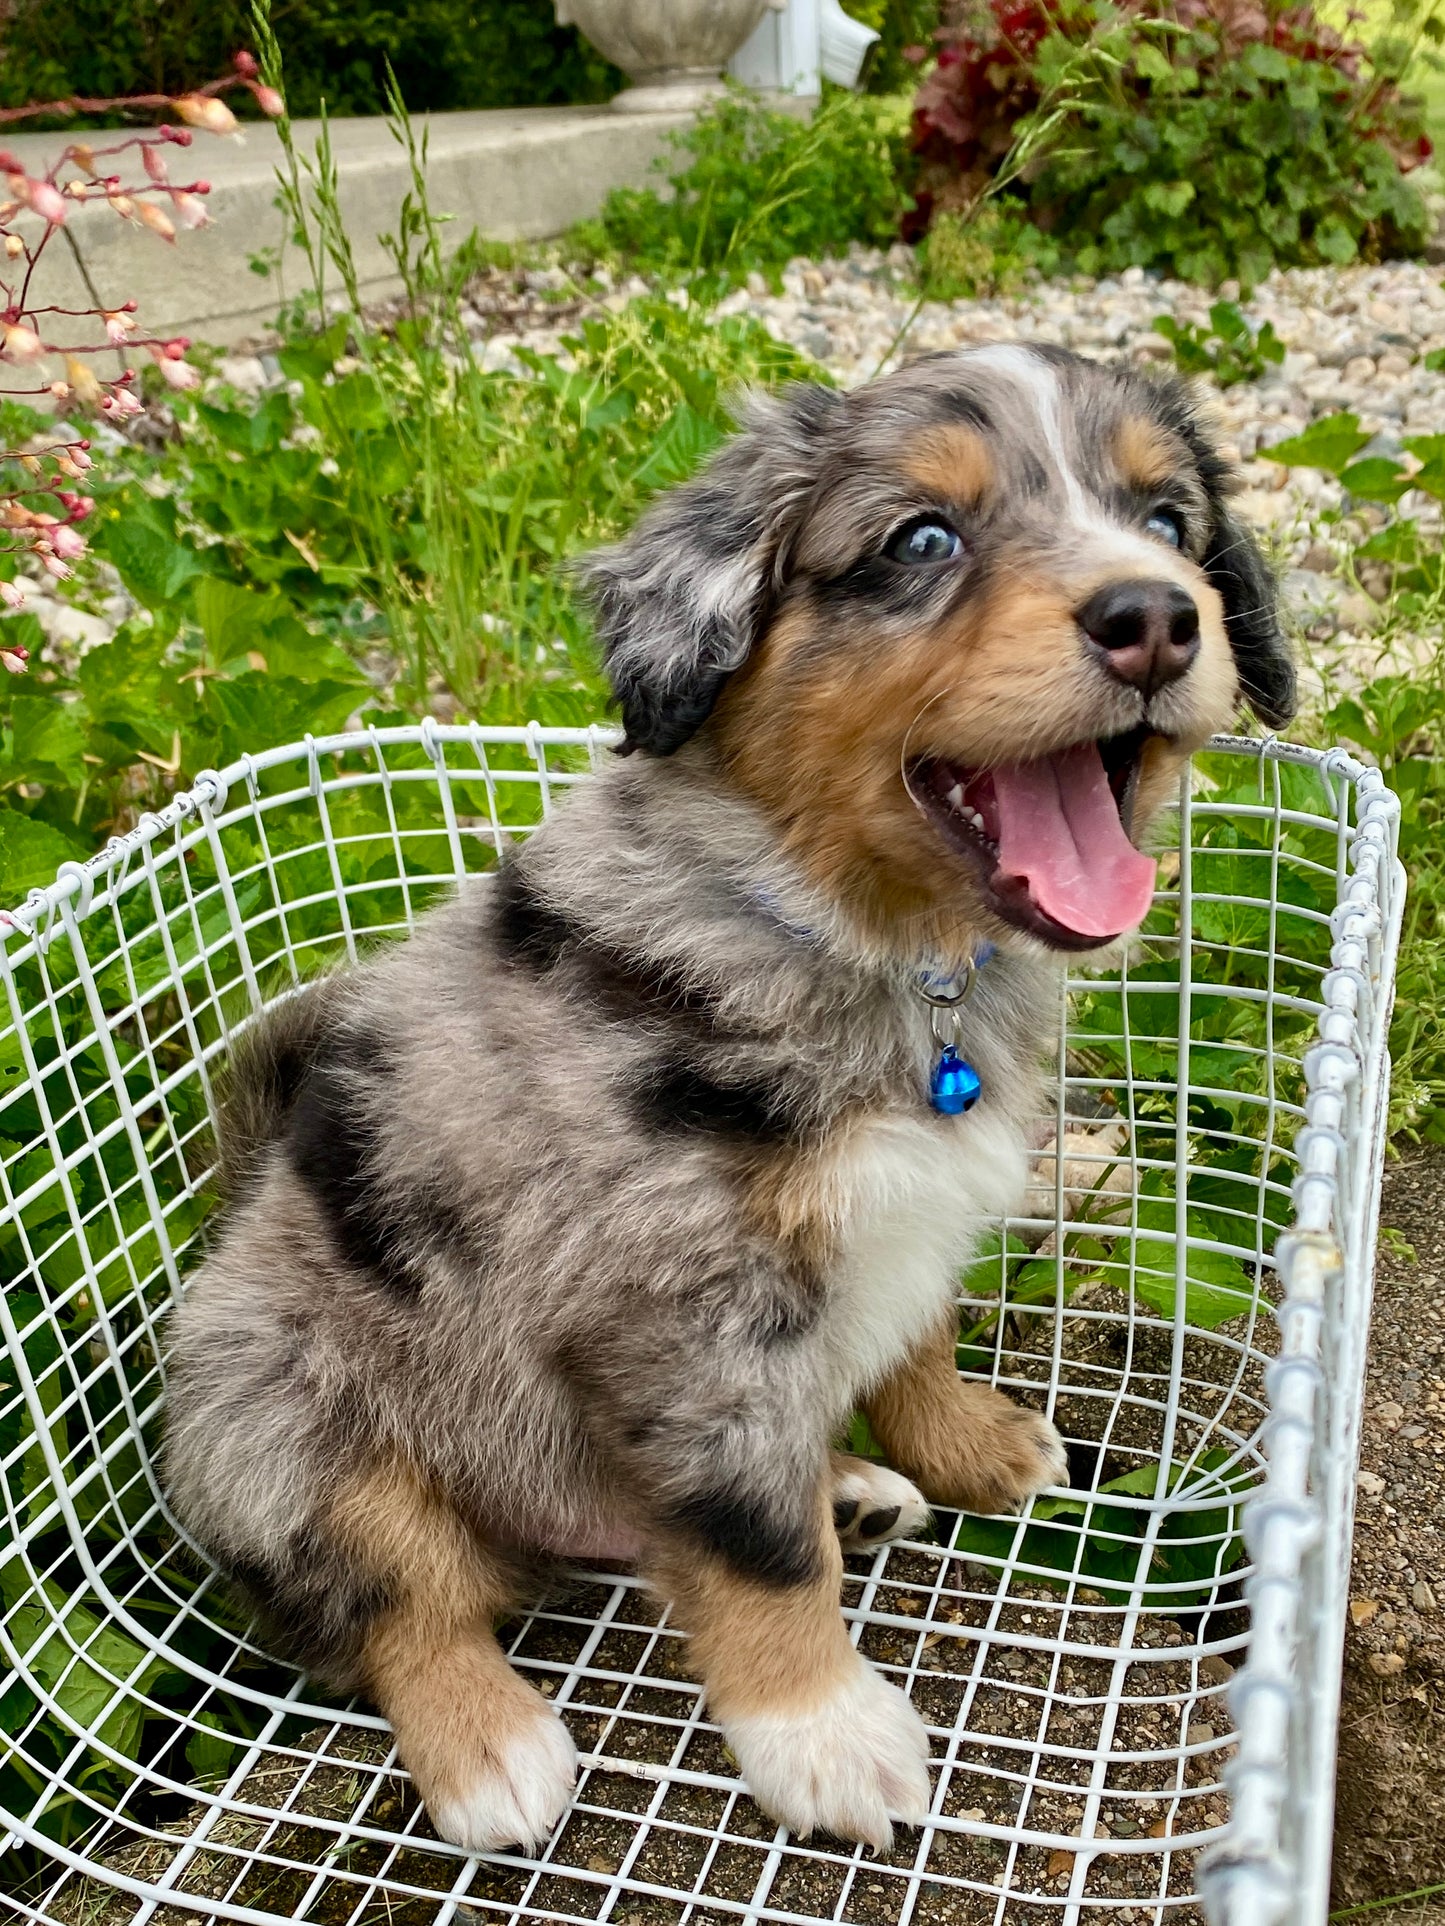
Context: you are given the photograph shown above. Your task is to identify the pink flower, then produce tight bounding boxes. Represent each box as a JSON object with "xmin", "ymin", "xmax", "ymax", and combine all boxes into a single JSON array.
[
  {"xmin": 156, "ymin": 353, "xmax": 201, "ymax": 392},
  {"xmin": 253, "ymin": 85, "xmax": 286, "ymax": 118},
  {"xmin": 1, "ymin": 642, "xmax": 30, "ymax": 672},
  {"xmin": 23, "ymin": 176, "xmax": 68, "ymax": 225},
  {"xmin": 136, "ymin": 201, "xmax": 176, "ymax": 242},
  {"xmin": 143, "ymin": 145, "xmax": 169, "ymax": 184},
  {"xmin": 0, "ymin": 580, "xmax": 25, "ymax": 608},
  {"xmin": 2, "ymin": 323, "xmax": 44, "ymax": 361},
  {"xmin": 170, "ymin": 191, "xmax": 211, "ymax": 230},
  {"xmin": 172, "ymin": 94, "xmax": 238, "ymax": 137},
  {"xmin": 101, "ymin": 388, "xmax": 144, "ymax": 419},
  {"xmin": 103, "ymin": 308, "xmax": 137, "ymax": 343},
  {"xmin": 3, "ymin": 235, "xmax": 24, "ymax": 259},
  {"xmin": 38, "ymin": 551, "xmax": 71, "ymax": 581},
  {"xmin": 234, "ymin": 50, "xmax": 259, "ymax": 77},
  {"xmin": 49, "ymin": 523, "xmax": 86, "ymax": 560}
]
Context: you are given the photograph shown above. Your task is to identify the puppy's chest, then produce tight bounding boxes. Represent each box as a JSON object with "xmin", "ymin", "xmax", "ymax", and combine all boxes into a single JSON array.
[{"xmin": 811, "ymin": 1105, "xmax": 1029, "ymax": 1396}]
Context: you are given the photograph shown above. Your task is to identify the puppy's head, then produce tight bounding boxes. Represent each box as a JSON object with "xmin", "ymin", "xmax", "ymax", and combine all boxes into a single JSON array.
[{"xmin": 583, "ymin": 345, "xmax": 1293, "ymax": 959}]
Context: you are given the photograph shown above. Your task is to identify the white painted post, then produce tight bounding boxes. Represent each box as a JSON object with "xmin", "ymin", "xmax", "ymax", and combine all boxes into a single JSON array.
[{"xmin": 728, "ymin": 0, "xmax": 878, "ymax": 96}]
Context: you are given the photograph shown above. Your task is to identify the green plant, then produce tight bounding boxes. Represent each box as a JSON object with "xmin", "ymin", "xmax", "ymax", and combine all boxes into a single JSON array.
[
  {"xmin": 1267, "ymin": 411, "xmax": 1445, "ymax": 1139},
  {"xmin": 844, "ymin": 0, "xmax": 947, "ymax": 93},
  {"xmin": 598, "ymin": 85, "xmax": 912, "ymax": 285},
  {"xmin": 1153, "ymin": 301, "xmax": 1285, "ymax": 386},
  {"xmin": 916, "ymin": 198, "xmax": 1061, "ymax": 295},
  {"xmin": 908, "ymin": 0, "xmax": 1437, "ymax": 285}
]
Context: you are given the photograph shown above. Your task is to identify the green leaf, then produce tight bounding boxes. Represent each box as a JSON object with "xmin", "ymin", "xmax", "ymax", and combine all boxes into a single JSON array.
[
  {"xmin": 631, "ymin": 401, "xmax": 725, "ymax": 492},
  {"xmin": 1265, "ymin": 413, "xmax": 1370, "ymax": 475},
  {"xmin": 1141, "ymin": 180, "xmax": 1195, "ymax": 217},
  {"xmin": 0, "ymin": 810, "xmax": 88, "ymax": 905},
  {"xmin": 101, "ymin": 518, "xmax": 206, "ymax": 610},
  {"xmin": 6, "ymin": 695, "xmax": 88, "ymax": 787},
  {"xmin": 1134, "ymin": 43, "xmax": 1174, "ymax": 82},
  {"xmin": 1339, "ymin": 456, "xmax": 1411, "ymax": 504}
]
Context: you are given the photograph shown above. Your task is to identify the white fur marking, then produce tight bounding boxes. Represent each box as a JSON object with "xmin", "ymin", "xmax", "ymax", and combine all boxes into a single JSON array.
[
  {"xmin": 822, "ymin": 1106, "xmax": 1029, "ymax": 1400},
  {"xmin": 427, "ymin": 1710, "xmax": 578, "ymax": 1854},
  {"xmin": 726, "ymin": 1658, "xmax": 931, "ymax": 1850},
  {"xmin": 834, "ymin": 1461, "xmax": 931, "ymax": 1548}
]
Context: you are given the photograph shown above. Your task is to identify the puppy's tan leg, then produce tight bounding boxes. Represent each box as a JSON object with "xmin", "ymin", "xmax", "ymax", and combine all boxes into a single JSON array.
[
  {"xmin": 651, "ymin": 1490, "xmax": 930, "ymax": 1849},
  {"xmin": 334, "ymin": 1458, "xmax": 576, "ymax": 1853},
  {"xmin": 864, "ymin": 1317, "xmax": 1068, "ymax": 1515}
]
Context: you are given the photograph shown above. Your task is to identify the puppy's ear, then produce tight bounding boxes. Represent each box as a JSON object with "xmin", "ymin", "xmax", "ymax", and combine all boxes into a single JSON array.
[
  {"xmin": 581, "ymin": 385, "xmax": 840, "ymax": 755},
  {"xmin": 1203, "ymin": 513, "xmax": 1296, "ymax": 728}
]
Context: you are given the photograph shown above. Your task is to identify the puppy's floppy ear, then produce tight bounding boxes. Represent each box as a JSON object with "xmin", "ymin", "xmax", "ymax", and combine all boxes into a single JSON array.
[
  {"xmin": 1203, "ymin": 512, "xmax": 1296, "ymax": 728},
  {"xmin": 581, "ymin": 384, "xmax": 841, "ymax": 756}
]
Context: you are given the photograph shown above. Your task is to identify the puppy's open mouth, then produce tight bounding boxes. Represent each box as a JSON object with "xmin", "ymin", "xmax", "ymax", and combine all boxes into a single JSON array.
[{"xmin": 910, "ymin": 726, "xmax": 1160, "ymax": 951}]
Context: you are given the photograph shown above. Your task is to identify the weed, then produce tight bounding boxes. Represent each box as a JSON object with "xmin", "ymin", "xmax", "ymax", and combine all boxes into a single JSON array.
[
  {"xmin": 1153, "ymin": 301, "xmax": 1286, "ymax": 387},
  {"xmin": 598, "ymin": 85, "xmax": 912, "ymax": 286}
]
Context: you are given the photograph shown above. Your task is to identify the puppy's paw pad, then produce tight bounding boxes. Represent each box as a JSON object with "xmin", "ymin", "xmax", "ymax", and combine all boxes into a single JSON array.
[
  {"xmin": 427, "ymin": 1709, "xmax": 577, "ymax": 1854},
  {"xmin": 727, "ymin": 1661, "xmax": 931, "ymax": 1851},
  {"xmin": 832, "ymin": 1461, "xmax": 930, "ymax": 1550}
]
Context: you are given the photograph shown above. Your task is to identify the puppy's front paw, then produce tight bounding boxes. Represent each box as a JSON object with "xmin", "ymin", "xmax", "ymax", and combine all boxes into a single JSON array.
[
  {"xmin": 725, "ymin": 1659, "xmax": 931, "ymax": 1851},
  {"xmin": 961, "ymin": 1392, "xmax": 1068, "ymax": 1514},
  {"xmin": 832, "ymin": 1457, "xmax": 931, "ymax": 1551},
  {"xmin": 423, "ymin": 1699, "xmax": 578, "ymax": 1854},
  {"xmin": 913, "ymin": 1384, "xmax": 1069, "ymax": 1516}
]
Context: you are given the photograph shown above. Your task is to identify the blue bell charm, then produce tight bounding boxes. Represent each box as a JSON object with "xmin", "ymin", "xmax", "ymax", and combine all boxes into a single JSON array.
[
  {"xmin": 919, "ymin": 954, "xmax": 988, "ymax": 1115},
  {"xmin": 930, "ymin": 1044, "xmax": 982, "ymax": 1115}
]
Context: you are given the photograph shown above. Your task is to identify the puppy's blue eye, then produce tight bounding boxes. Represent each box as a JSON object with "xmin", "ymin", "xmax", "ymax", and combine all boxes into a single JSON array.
[
  {"xmin": 888, "ymin": 518, "xmax": 963, "ymax": 564},
  {"xmin": 1146, "ymin": 509, "xmax": 1184, "ymax": 548}
]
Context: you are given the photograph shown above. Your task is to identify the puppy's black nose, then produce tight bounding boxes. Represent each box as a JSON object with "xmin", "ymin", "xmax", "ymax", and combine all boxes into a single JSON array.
[{"xmin": 1078, "ymin": 579, "xmax": 1200, "ymax": 697}]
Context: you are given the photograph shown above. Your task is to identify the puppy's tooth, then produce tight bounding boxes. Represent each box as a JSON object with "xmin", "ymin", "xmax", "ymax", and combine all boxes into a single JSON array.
[{"xmin": 946, "ymin": 784, "xmax": 964, "ymax": 811}]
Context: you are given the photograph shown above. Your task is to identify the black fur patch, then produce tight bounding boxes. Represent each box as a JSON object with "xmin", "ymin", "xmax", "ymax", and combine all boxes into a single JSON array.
[
  {"xmin": 230, "ymin": 1534, "xmax": 396, "ymax": 1684},
  {"xmin": 833, "ymin": 1496, "xmax": 860, "ymax": 1531},
  {"xmin": 493, "ymin": 860, "xmax": 719, "ymax": 1031},
  {"xmin": 1203, "ymin": 514, "xmax": 1296, "ymax": 726},
  {"xmin": 670, "ymin": 1485, "xmax": 821, "ymax": 1587},
  {"xmin": 634, "ymin": 1060, "xmax": 801, "ymax": 1143},
  {"xmin": 286, "ymin": 1036, "xmax": 474, "ymax": 1299},
  {"xmin": 492, "ymin": 859, "xmax": 576, "ymax": 975}
]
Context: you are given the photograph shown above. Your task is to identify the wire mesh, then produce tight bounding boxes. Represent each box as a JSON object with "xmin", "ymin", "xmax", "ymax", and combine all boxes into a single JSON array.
[{"xmin": 0, "ymin": 723, "xmax": 1402, "ymax": 1926}]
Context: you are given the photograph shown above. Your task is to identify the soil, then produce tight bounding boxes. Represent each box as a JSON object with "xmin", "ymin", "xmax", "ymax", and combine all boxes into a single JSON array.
[{"xmin": 1331, "ymin": 1141, "xmax": 1445, "ymax": 1919}]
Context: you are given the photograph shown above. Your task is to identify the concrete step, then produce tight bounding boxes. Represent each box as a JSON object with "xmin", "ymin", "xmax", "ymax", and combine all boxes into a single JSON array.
[{"xmin": 5, "ymin": 106, "xmax": 696, "ymax": 347}]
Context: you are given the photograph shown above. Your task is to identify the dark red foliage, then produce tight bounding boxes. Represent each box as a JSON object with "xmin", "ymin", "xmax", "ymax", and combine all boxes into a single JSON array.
[{"xmin": 908, "ymin": 0, "xmax": 1429, "ymax": 228}]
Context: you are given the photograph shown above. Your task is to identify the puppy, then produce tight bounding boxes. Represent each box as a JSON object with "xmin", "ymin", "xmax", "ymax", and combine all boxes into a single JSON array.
[{"xmin": 164, "ymin": 345, "xmax": 1292, "ymax": 1857}]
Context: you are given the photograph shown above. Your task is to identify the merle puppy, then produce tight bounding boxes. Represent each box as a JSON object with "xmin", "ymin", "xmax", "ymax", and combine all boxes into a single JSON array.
[{"xmin": 165, "ymin": 345, "xmax": 1293, "ymax": 1857}]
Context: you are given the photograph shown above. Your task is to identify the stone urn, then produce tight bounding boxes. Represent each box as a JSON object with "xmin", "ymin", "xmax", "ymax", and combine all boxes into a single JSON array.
[{"xmin": 556, "ymin": 0, "xmax": 778, "ymax": 112}]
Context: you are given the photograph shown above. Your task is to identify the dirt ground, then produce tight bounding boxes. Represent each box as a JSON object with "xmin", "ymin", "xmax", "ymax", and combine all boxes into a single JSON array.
[{"xmin": 1331, "ymin": 1141, "xmax": 1445, "ymax": 1920}]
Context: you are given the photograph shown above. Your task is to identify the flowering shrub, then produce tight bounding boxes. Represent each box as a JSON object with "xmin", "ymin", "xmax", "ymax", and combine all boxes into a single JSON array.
[
  {"xmin": 0, "ymin": 53, "xmax": 280, "ymax": 672},
  {"xmin": 908, "ymin": 0, "xmax": 1436, "ymax": 284}
]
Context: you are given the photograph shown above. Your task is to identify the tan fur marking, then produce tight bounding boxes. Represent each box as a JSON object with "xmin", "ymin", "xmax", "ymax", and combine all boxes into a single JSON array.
[
  {"xmin": 1114, "ymin": 416, "xmax": 1178, "ymax": 491},
  {"xmin": 334, "ymin": 1458, "xmax": 544, "ymax": 1820},
  {"xmin": 903, "ymin": 427, "xmax": 995, "ymax": 510},
  {"xmin": 651, "ymin": 1494, "xmax": 855, "ymax": 1722},
  {"xmin": 865, "ymin": 1318, "xmax": 1060, "ymax": 1514}
]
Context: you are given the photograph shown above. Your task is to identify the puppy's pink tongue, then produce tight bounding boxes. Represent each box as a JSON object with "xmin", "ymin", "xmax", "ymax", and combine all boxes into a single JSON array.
[{"xmin": 990, "ymin": 743, "xmax": 1157, "ymax": 940}]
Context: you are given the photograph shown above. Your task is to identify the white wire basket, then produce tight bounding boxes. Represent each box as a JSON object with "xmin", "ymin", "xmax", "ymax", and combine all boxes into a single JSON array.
[{"xmin": 0, "ymin": 722, "xmax": 1402, "ymax": 1926}]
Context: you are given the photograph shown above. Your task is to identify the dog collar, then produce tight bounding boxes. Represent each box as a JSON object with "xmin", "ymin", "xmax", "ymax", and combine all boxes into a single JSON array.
[
  {"xmin": 917, "ymin": 947, "xmax": 994, "ymax": 1115},
  {"xmin": 747, "ymin": 884, "xmax": 994, "ymax": 1117}
]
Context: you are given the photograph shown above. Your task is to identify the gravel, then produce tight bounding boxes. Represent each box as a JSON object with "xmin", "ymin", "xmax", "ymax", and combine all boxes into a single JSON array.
[{"xmin": 22, "ymin": 250, "xmax": 1445, "ymax": 675}]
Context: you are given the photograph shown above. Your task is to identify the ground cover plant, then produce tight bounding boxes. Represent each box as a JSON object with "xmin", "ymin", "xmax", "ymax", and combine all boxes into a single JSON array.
[{"xmin": 908, "ymin": 0, "xmax": 1439, "ymax": 284}]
